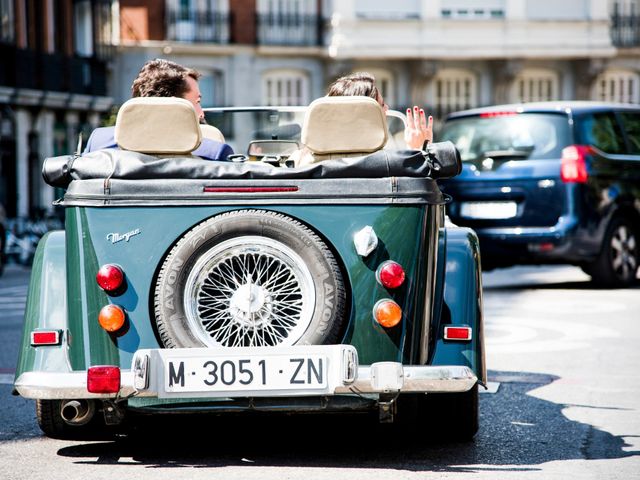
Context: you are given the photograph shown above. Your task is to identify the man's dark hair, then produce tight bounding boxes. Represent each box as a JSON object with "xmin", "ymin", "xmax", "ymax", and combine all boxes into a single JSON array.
[
  {"xmin": 131, "ymin": 59, "xmax": 201, "ymax": 98},
  {"xmin": 327, "ymin": 72, "xmax": 380, "ymax": 101}
]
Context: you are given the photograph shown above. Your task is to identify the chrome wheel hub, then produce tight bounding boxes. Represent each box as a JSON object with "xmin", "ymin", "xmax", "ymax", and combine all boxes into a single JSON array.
[
  {"xmin": 228, "ymin": 277, "xmax": 274, "ymax": 328},
  {"xmin": 611, "ymin": 225, "xmax": 637, "ymax": 279},
  {"xmin": 184, "ymin": 236, "xmax": 314, "ymax": 347}
]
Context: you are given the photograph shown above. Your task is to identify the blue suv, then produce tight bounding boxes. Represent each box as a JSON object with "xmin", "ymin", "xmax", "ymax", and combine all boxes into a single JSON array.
[{"xmin": 440, "ymin": 102, "xmax": 640, "ymax": 288}]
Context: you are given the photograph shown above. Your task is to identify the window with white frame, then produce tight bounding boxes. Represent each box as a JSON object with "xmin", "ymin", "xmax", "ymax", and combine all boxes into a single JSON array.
[
  {"xmin": 262, "ymin": 70, "xmax": 310, "ymax": 106},
  {"xmin": 355, "ymin": 0, "xmax": 420, "ymax": 19},
  {"xmin": 612, "ymin": 0, "xmax": 640, "ymax": 15},
  {"xmin": 592, "ymin": 70, "xmax": 640, "ymax": 104},
  {"xmin": 258, "ymin": 0, "xmax": 315, "ymax": 15},
  {"xmin": 257, "ymin": 0, "xmax": 317, "ymax": 45},
  {"xmin": 511, "ymin": 69, "xmax": 559, "ymax": 103},
  {"xmin": 433, "ymin": 69, "xmax": 477, "ymax": 118},
  {"xmin": 526, "ymin": 0, "xmax": 588, "ymax": 20},
  {"xmin": 441, "ymin": 0, "xmax": 504, "ymax": 19},
  {"xmin": 167, "ymin": 0, "xmax": 230, "ymax": 43}
]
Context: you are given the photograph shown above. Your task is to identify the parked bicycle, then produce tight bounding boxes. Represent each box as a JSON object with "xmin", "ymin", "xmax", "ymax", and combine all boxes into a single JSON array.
[{"xmin": 4, "ymin": 215, "xmax": 64, "ymax": 268}]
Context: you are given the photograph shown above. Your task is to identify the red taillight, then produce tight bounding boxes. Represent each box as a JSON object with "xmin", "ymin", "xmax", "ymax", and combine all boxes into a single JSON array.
[
  {"xmin": 376, "ymin": 261, "xmax": 406, "ymax": 289},
  {"xmin": 87, "ymin": 366, "xmax": 121, "ymax": 394},
  {"xmin": 30, "ymin": 330, "xmax": 61, "ymax": 346},
  {"xmin": 203, "ymin": 186, "xmax": 299, "ymax": 193},
  {"xmin": 479, "ymin": 111, "xmax": 518, "ymax": 118},
  {"xmin": 96, "ymin": 264, "xmax": 126, "ymax": 294},
  {"xmin": 561, "ymin": 145, "xmax": 590, "ymax": 183},
  {"xmin": 373, "ymin": 299, "xmax": 403, "ymax": 328},
  {"xmin": 98, "ymin": 304, "xmax": 127, "ymax": 333},
  {"xmin": 444, "ymin": 326, "xmax": 473, "ymax": 341}
]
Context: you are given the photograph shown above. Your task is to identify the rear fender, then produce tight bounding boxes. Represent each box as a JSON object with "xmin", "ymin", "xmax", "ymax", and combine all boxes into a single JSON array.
[
  {"xmin": 14, "ymin": 231, "xmax": 70, "ymax": 386},
  {"xmin": 431, "ymin": 226, "xmax": 486, "ymax": 385}
]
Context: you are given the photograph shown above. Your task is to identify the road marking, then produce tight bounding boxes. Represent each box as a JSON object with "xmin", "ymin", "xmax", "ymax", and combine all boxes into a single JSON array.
[
  {"xmin": 0, "ymin": 374, "xmax": 15, "ymax": 385},
  {"xmin": 485, "ymin": 318, "xmax": 618, "ymax": 353},
  {"xmin": 480, "ymin": 381, "xmax": 500, "ymax": 394}
]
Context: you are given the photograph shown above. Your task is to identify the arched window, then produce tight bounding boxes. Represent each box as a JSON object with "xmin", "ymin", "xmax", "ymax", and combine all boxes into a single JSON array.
[
  {"xmin": 262, "ymin": 70, "xmax": 310, "ymax": 106},
  {"xmin": 433, "ymin": 69, "xmax": 477, "ymax": 118},
  {"xmin": 511, "ymin": 69, "xmax": 559, "ymax": 103},
  {"xmin": 592, "ymin": 70, "xmax": 640, "ymax": 104}
]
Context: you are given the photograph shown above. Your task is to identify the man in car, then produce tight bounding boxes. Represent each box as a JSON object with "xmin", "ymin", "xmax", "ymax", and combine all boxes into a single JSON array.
[{"xmin": 84, "ymin": 59, "xmax": 233, "ymax": 161}]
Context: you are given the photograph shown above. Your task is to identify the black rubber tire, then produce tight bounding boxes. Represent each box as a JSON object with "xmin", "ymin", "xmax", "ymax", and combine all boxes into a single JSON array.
[
  {"xmin": 36, "ymin": 400, "xmax": 105, "ymax": 440},
  {"xmin": 154, "ymin": 209, "xmax": 347, "ymax": 348},
  {"xmin": 0, "ymin": 225, "xmax": 5, "ymax": 277},
  {"xmin": 586, "ymin": 216, "xmax": 639, "ymax": 288}
]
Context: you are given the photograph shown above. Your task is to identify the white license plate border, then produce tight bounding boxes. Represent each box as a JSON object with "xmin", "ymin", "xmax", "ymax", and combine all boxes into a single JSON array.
[{"xmin": 150, "ymin": 346, "xmax": 353, "ymax": 399}]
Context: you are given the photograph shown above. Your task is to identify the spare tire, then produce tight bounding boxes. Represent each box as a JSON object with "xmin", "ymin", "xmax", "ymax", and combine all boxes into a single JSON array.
[{"xmin": 154, "ymin": 209, "xmax": 347, "ymax": 348}]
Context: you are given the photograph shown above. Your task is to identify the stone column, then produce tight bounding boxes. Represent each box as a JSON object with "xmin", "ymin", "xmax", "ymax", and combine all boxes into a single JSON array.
[
  {"xmin": 14, "ymin": 109, "xmax": 31, "ymax": 218},
  {"xmin": 35, "ymin": 110, "xmax": 56, "ymax": 212},
  {"xmin": 65, "ymin": 111, "xmax": 80, "ymax": 154}
]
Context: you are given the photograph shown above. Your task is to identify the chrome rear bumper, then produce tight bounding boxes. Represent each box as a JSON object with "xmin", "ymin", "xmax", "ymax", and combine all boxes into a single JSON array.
[{"xmin": 15, "ymin": 363, "xmax": 477, "ymax": 400}]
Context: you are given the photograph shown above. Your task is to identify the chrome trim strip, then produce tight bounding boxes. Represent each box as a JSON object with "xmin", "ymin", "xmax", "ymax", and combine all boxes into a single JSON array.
[
  {"xmin": 419, "ymin": 204, "xmax": 442, "ymax": 364},
  {"xmin": 14, "ymin": 371, "xmax": 138, "ymax": 400},
  {"xmin": 335, "ymin": 365, "xmax": 477, "ymax": 394}
]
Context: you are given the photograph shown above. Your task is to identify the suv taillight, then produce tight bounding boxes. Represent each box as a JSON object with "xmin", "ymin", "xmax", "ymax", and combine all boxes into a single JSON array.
[{"xmin": 560, "ymin": 145, "xmax": 591, "ymax": 183}]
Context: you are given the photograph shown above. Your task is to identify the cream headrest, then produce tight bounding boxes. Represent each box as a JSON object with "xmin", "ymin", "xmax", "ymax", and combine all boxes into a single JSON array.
[
  {"xmin": 301, "ymin": 96, "xmax": 388, "ymax": 154},
  {"xmin": 114, "ymin": 97, "xmax": 202, "ymax": 154},
  {"xmin": 200, "ymin": 123, "xmax": 225, "ymax": 143}
]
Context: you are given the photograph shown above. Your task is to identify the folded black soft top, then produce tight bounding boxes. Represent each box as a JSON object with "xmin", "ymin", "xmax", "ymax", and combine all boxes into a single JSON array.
[{"xmin": 42, "ymin": 141, "xmax": 461, "ymax": 188}]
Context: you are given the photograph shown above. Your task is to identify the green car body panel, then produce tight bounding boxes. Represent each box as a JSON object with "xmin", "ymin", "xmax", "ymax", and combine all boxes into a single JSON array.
[{"xmin": 16, "ymin": 204, "xmax": 485, "ymax": 385}]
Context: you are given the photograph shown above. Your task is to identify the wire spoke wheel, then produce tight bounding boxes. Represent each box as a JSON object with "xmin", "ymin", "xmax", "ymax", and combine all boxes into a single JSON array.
[
  {"xmin": 154, "ymin": 210, "xmax": 346, "ymax": 348},
  {"xmin": 184, "ymin": 237, "xmax": 314, "ymax": 347}
]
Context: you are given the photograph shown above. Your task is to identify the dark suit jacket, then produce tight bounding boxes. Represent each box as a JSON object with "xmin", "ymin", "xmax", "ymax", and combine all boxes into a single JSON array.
[{"xmin": 84, "ymin": 126, "xmax": 234, "ymax": 161}]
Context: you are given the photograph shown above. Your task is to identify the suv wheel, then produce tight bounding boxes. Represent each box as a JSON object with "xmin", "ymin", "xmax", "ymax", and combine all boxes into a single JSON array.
[
  {"xmin": 586, "ymin": 216, "xmax": 639, "ymax": 288},
  {"xmin": 154, "ymin": 210, "xmax": 347, "ymax": 348}
]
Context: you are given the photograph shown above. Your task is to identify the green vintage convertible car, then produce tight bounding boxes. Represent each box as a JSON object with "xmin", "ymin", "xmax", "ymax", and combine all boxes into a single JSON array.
[{"xmin": 14, "ymin": 96, "xmax": 485, "ymax": 440}]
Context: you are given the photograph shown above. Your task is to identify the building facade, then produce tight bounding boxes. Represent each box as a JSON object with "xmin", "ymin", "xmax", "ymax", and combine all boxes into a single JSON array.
[
  {"xmin": 328, "ymin": 0, "xmax": 640, "ymax": 118},
  {"xmin": 113, "ymin": 0, "xmax": 326, "ymax": 109},
  {"xmin": 0, "ymin": 0, "xmax": 115, "ymax": 218},
  {"xmin": 111, "ymin": 0, "xmax": 640, "ymax": 120},
  {"xmin": 2, "ymin": 0, "xmax": 640, "ymax": 218}
]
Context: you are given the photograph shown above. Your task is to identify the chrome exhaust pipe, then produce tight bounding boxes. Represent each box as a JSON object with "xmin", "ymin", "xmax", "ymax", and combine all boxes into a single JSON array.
[{"xmin": 60, "ymin": 400, "xmax": 95, "ymax": 425}]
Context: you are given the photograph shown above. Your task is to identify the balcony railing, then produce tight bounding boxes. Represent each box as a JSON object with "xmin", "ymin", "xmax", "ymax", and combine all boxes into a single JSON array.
[
  {"xmin": 257, "ymin": 13, "xmax": 322, "ymax": 46},
  {"xmin": 0, "ymin": 45, "xmax": 107, "ymax": 96},
  {"xmin": 611, "ymin": 13, "xmax": 640, "ymax": 47},
  {"xmin": 166, "ymin": 8, "xmax": 230, "ymax": 43}
]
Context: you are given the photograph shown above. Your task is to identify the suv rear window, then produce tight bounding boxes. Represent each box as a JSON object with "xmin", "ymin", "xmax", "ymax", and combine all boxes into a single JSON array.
[
  {"xmin": 441, "ymin": 113, "xmax": 571, "ymax": 162},
  {"xmin": 619, "ymin": 112, "xmax": 640, "ymax": 154}
]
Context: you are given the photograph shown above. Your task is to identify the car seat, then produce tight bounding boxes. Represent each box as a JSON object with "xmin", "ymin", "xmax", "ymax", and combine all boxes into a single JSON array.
[
  {"xmin": 114, "ymin": 97, "xmax": 202, "ymax": 155},
  {"xmin": 294, "ymin": 96, "xmax": 389, "ymax": 166},
  {"xmin": 200, "ymin": 123, "xmax": 226, "ymax": 143}
]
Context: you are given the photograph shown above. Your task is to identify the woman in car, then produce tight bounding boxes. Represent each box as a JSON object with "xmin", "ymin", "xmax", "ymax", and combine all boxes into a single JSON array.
[{"xmin": 328, "ymin": 72, "xmax": 433, "ymax": 150}]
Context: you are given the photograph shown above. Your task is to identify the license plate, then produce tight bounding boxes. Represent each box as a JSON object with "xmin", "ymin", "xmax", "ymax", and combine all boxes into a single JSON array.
[
  {"xmin": 459, "ymin": 201, "xmax": 518, "ymax": 219},
  {"xmin": 164, "ymin": 354, "xmax": 327, "ymax": 394}
]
